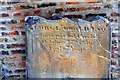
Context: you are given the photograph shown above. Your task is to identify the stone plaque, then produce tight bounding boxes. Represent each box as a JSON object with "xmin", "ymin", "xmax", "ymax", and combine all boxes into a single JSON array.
[{"xmin": 27, "ymin": 17, "xmax": 110, "ymax": 78}]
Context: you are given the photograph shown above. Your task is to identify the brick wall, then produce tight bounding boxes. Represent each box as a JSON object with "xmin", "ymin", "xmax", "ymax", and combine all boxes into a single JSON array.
[{"xmin": 0, "ymin": 1, "xmax": 119, "ymax": 79}]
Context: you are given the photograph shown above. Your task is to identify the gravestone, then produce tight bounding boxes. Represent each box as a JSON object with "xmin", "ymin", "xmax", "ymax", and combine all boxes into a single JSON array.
[{"xmin": 27, "ymin": 17, "xmax": 110, "ymax": 78}]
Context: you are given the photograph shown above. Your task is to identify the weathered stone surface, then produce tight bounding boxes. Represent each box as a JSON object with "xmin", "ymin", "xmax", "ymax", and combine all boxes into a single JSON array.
[{"xmin": 28, "ymin": 17, "xmax": 109, "ymax": 78}]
